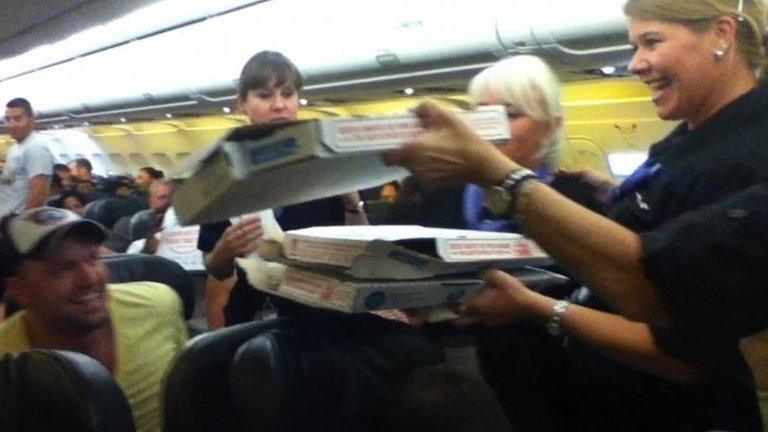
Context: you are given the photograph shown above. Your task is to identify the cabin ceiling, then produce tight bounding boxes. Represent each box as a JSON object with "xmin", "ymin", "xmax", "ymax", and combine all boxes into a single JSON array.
[
  {"xmin": 0, "ymin": 0, "xmax": 631, "ymax": 128},
  {"xmin": 0, "ymin": 0, "xmax": 161, "ymax": 60}
]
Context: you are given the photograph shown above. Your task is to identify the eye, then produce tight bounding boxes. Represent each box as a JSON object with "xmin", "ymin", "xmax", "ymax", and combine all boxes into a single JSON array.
[
  {"xmin": 256, "ymin": 90, "xmax": 274, "ymax": 100},
  {"xmin": 506, "ymin": 110, "xmax": 525, "ymax": 120},
  {"xmin": 281, "ymin": 88, "xmax": 296, "ymax": 98}
]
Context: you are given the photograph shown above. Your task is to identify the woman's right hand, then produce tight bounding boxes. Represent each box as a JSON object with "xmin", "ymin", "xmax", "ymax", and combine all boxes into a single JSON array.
[
  {"xmin": 212, "ymin": 216, "xmax": 265, "ymax": 261},
  {"xmin": 384, "ymin": 100, "xmax": 517, "ymax": 188}
]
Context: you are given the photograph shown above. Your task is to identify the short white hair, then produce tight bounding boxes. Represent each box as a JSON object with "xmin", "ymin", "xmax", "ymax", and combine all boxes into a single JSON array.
[{"xmin": 468, "ymin": 55, "xmax": 565, "ymax": 170}]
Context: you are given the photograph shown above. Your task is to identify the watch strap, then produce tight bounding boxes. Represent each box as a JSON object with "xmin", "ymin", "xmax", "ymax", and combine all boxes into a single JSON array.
[{"xmin": 545, "ymin": 300, "xmax": 571, "ymax": 336}]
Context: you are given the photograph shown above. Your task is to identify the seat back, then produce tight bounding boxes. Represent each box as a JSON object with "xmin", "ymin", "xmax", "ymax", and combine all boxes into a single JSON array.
[
  {"xmin": 164, "ymin": 313, "xmax": 444, "ymax": 432},
  {"xmin": 83, "ymin": 198, "xmax": 110, "ymax": 226},
  {"xmin": 230, "ymin": 314, "xmax": 445, "ymax": 432},
  {"xmin": 129, "ymin": 209, "xmax": 155, "ymax": 241},
  {"xmin": 102, "ymin": 254, "xmax": 195, "ymax": 319},
  {"xmin": 163, "ymin": 319, "xmax": 294, "ymax": 432},
  {"xmin": 0, "ymin": 350, "xmax": 135, "ymax": 432}
]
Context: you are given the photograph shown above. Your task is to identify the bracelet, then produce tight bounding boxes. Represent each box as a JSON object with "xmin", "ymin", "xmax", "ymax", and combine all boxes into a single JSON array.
[
  {"xmin": 544, "ymin": 300, "xmax": 571, "ymax": 337},
  {"xmin": 345, "ymin": 201, "xmax": 365, "ymax": 214}
]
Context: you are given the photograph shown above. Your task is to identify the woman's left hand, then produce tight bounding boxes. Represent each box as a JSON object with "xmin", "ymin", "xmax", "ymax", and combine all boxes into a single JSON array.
[{"xmin": 456, "ymin": 269, "xmax": 553, "ymax": 327}]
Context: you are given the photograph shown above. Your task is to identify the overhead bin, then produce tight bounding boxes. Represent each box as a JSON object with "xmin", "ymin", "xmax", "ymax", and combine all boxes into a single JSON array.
[{"xmin": 0, "ymin": 0, "xmax": 632, "ymax": 122}]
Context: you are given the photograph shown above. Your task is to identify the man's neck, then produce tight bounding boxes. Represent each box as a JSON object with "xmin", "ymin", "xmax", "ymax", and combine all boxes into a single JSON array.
[
  {"xmin": 23, "ymin": 313, "xmax": 116, "ymax": 372},
  {"xmin": 14, "ymin": 132, "xmax": 32, "ymax": 144}
]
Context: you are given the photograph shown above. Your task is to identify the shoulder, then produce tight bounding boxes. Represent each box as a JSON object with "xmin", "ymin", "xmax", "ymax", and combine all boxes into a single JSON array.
[
  {"xmin": 108, "ymin": 281, "xmax": 183, "ymax": 315},
  {"xmin": 0, "ymin": 312, "xmax": 30, "ymax": 354},
  {"xmin": 23, "ymin": 133, "xmax": 53, "ymax": 151}
]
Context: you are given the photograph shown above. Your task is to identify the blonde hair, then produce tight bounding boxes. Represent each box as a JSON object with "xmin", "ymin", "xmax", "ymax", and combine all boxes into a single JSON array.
[
  {"xmin": 468, "ymin": 55, "xmax": 564, "ymax": 171},
  {"xmin": 624, "ymin": 0, "xmax": 768, "ymax": 74}
]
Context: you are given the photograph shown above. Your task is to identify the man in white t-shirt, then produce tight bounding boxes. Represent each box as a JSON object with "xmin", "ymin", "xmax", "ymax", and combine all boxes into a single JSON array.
[{"xmin": 0, "ymin": 98, "xmax": 55, "ymax": 216}]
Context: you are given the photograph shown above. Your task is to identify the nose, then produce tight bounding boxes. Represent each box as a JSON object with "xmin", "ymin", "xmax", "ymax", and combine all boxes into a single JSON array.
[
  {"xmin": 627, "ymin": 49, "xmax": 648, "ymax": 76},
  {"xmin": 74, "ymin": 262, "xmax": 104, "ymax": 290},
  {"xmin": 271, "ymin": 94, "xmax": 287, "ymax": 111}
]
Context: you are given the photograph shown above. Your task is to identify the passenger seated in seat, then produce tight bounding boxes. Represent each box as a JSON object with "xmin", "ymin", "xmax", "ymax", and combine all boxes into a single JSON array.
[
  {"xmin": 58, "ymin": 189, "xmax": 89, "ymax": 216},
  {"xmin": 197, "ymin": 50, "xmax": 368, "ymax": 328},
  {"xmin": 0, "ymin": 207, "xmax": 188, "ymax": 432},
  {"xmin": 135, "ymin": 166, "xmax": 164, "ymax": 197}
]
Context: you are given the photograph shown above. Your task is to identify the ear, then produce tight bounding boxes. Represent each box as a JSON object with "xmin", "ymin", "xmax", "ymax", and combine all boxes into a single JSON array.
[
  {"xmin": 4, "ymin": 276, "xmax": 30, "ymax": 308},
  {"xmin": 235, "ymin": 96, "xmax": 246, "ymax": 114},
  {"xmin": 713, "ymin": 15, "xmax": 739, "ymax": 46}
]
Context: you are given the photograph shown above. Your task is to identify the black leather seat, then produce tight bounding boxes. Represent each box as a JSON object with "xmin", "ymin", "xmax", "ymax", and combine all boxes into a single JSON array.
[
  {"xmin": 0, "ymin": 350, "xmax": 135, "ymax": 432},
  {"xmin": 129, "ymin": 209, "xmax": 155, "ymax": 241},
  {"xmin": 83, "ymin": 198, "xmax": 110, "ymax": 225},
  {"xmin": 103, "ymin": 254, "xmax": 195, "ymax": 320},
  {"xmin": 164, "ymin": 313, "xmax": 444, "ymax": 432}
]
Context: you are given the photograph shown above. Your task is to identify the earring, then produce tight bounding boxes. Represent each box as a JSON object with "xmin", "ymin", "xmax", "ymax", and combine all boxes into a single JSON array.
[
  {"xmin": 714, "ymin": 49, "xmax": 726, "ymax": 60},
  {"xmin": 714, "ymin": 44, "xmax": 729, "ymax": 61}
]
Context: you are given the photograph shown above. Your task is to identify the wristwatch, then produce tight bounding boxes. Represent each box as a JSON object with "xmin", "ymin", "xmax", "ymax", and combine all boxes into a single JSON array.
[
  {"xmin": 545, "ymin": 300, "xmax": 571, "ymax": 337},
  {"xmin": 488, "ymin": 168, "xmax": 538, "ymax": 217},
  {"xmin": 345, "ymin": 200, "xmax": 365, "ymax": 214}
]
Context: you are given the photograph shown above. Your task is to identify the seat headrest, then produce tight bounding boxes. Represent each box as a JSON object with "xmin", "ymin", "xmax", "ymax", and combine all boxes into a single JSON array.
[
  {"xmin": 102, "ymin": 253, "xmax": 195, "ymax": 319},
  {"xmin": 163, "ymin": 318, "xmax": 296, "ymax": 432},
  {"xmin": 0, "ymin": 350, "xmax": 135, "ymax": 432}
]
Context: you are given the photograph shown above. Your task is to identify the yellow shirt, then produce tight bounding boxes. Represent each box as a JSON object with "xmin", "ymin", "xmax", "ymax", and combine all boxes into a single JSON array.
[
  {"xmin": 758, "ymin": 391, "xmax": 768, "ymax": 432},
  {"xmin": 0, "ymin": 282, "xmax": 188, "ymax": 432}
]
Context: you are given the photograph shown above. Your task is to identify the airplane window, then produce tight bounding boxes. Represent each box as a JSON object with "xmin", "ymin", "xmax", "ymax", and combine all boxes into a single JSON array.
[
  {"xmin": 128, "ymin": 153, "xmax": 149, "ymax": 168},
  {"xmin": 109, "ymin": 154, "xmax": 129, "ymax": 172},
  {"xmin": 151, "ymin": 153, "xmax": 174, "ymax": 171}
]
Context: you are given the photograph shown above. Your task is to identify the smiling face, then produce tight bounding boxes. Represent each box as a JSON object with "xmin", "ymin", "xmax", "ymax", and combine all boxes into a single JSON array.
[
  {"xmin": 9, "ymin": 237, "xmax": 110, "ymax": 333},
  {"xmin": 239, "ymin": 79, "xmax": 299, "ymax": 125},
  {"xmin": 628, "ymin": 18, "xmax": 727, "ymax": 127}
]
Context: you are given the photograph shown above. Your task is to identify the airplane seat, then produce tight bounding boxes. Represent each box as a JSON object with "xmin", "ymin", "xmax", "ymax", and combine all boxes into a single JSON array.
[
  {"xmin": 45, "ymin": 195, "xmax": 61, "ymax": 207},
  {"xmin": 129, "ymin": 208, "xmax": 155, "ymax": 241},
  {"xmin": 163, "ymin": 313, "xmax": 444, "ymax": 432},
  {"xmin": 100, "ymin": 196, "xmax": 149, "ymax": 229},
  {"xmin": 0, "ymin": 350, "xmax": 135, "ymax": 432},
  {"xmin": 83, "ymin": 198, "xmax": 111, "ymax": 226},
  {"xmin": 103, "ymin": 253, "xmax": 195, "ymax": 320},
  {"xmin": 229, "ymin": 314, "xmax": 445, "ymax": 431},
  {"xmin": 163, "ymin": 318, "xmax": 296, "ymax": 432}
]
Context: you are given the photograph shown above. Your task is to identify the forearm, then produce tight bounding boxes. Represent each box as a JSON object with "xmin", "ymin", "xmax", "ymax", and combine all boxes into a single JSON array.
[
  {"xmin": 204, "ymin": 249, "xmax": 236, "ymax": 280},
  {"xmin": 525, "ymin": 292, "xmax": 700, "ymax": 383},
  {"xmin": 515, "ymin": 181, "xmax": 673, "ymax": 324},
  {"xmin": 344, "ymin": 211, "xmax": 368, "ymax": 225},
  {"xmin": 26, "ymin": 176, "xmax": 49, "ymax": 209},
  {"xmin": 205, "ymin": 275, "xmax": 235, "ymax": 330}
]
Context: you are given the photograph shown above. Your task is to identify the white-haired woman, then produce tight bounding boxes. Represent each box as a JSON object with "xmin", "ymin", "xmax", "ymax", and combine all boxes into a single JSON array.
[{"xmin": 387, "ymin": 0, "xmax": 768, "ymax": 430}]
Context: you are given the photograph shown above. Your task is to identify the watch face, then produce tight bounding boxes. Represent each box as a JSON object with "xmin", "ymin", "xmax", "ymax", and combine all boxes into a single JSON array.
[{"xmin": 489, "ymin": 186, "xmax": 512, "ymax": 216}]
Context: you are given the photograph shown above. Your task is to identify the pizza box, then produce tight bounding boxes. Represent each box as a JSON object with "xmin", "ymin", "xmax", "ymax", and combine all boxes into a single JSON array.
[
  {"xmin": 173, "ymin": 106, "xmax": 509, "ymax": 225},
  {"xmin": 243, "ymin": 265, "xmax": 568, "ymax": 314},
  {"xmin": 282, "ymin": 225, "xmax": 551, "ymax": 280}
]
